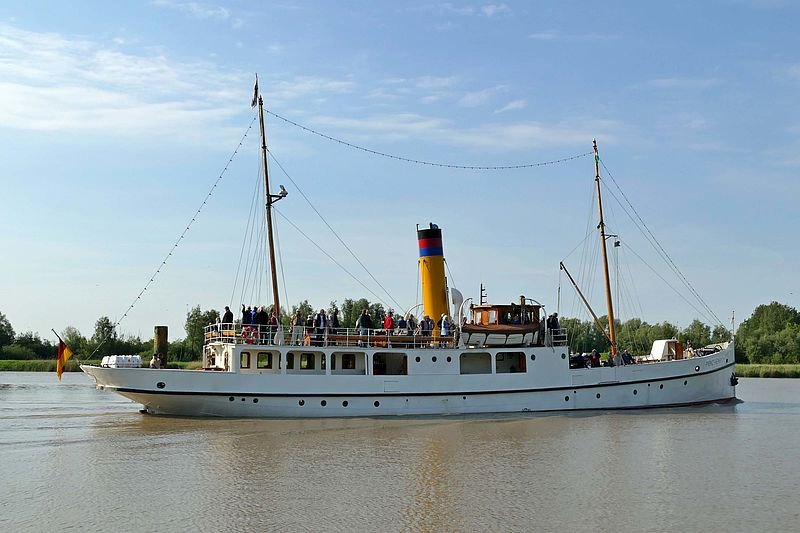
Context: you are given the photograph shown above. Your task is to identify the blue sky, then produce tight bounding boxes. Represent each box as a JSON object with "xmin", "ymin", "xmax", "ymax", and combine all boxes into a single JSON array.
[{"xmin": 1, "ymin": 0, "xmax": 798, "ymax": 342}]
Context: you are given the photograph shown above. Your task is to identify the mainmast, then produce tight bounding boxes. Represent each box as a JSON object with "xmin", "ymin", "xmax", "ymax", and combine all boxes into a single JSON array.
[
  {"xmin": 258, "ymin": 93, "xmax": 283, "ymax": 321},
  {"xmin": 594, "ymin": 139, "xmax": 617, "ymax": 355}
]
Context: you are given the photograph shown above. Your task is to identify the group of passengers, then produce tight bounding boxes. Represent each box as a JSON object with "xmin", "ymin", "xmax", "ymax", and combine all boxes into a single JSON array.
[
  {"xmin": 569, "ymin": 348, "xmax": 636, "ymax": 369},
  {"xmin": 237, "ymin": 304, "xmax": 280, "ymax": 343}
]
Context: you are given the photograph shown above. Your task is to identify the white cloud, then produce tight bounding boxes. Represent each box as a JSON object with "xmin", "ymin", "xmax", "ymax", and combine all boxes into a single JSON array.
[
  {"xmin": 152, "ymin": 0, "xmax": 230, "ymax": 20},
  {"xmin": 641, "ymin": 77, "xmax": 722, "ymax": 90},
  {"xmin": 481, "ymin": 4, "xmax": 511, "ymax": 17},
  {"xmin": 306, "ymin": 112, "xmax": 619, "ymax": 151},
  {"xmin": 0, "ymin": 24, "xmax": 355, "ymax": 142},
  {"xmin": 494, "ymin": 99, "xmax": 527, "ymax": 114},
  {"xmin": 458, "ymin": 85, "xmax": 505, "ymax": 107},
  {"xmin": 528, "ymin": 30, "xmax": 615, "ymax": 41},
  {"xmin": 415, "ymin": 75, "xmax": 458, "ymax": 89}
]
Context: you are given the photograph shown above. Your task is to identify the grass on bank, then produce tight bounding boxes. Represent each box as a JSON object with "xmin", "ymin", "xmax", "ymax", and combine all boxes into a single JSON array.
[{"xmin": 735, "ymin": 364, "xmax": 800, "ymax": 378}]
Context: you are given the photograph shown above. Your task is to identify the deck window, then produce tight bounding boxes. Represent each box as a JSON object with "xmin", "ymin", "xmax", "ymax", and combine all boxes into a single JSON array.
[
  {"xmin": 240, "ymin": 351, "xmax": 251, "ymax": 369},
  {"xmin": 460, "ymin": 352, "xmax": 491, "ymax": 374},
  {"xmin": 496, "ymin": 351, "xmax": 526, "ymax": 373},
  {"xmin": 286, "ymin": 353, "xmax": 295, "ymax": 370},
  {"xmin": 373, "ymin": 353, "xmax": 408, "ymax": 375},
  {"xmin": 257, "ymin": 352, "xmax": 272, "ymax": 369},
  {"xmin": 343, "ymin": 353, "xmax": 356, "ymax": 370},
  {"xmin": 300, "ymin": 353, "xmax": 315, "ymax": 370}
]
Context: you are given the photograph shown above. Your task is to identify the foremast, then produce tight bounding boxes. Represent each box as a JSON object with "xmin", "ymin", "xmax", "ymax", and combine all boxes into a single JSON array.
[
  {"xmin": 257, "ymin": 91, "xmax": 282, "ymax": 321},
  {"xmin": 594, "ymin": 139, "xmax": 617, "ymax": 356}
]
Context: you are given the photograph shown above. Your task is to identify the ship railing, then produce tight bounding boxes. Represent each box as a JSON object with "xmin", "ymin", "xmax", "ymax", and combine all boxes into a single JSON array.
[{"xmin": 203, "ymin": 323, "xmax": 456, "ymax": 349}]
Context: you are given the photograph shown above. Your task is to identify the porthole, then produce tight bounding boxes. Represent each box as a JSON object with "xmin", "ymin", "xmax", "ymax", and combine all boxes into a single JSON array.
[
  {"xmin": 447, "ymin": 356, "xmax": 452, "ymax": 363},
  {"xmin": 633, "ymin": 389, "xmax": 638, "ymax": 395},
  {"xmin": 725, "ymin": 358, "xmax": 729, "ymax": 363},
  {"xmin": 415, "ymin": 356, "xmax": 421, "ymax": 363},
  {"xmin": 695, "ymin": 365, "xmax": 700, "ymax": 372},
  {"xmin": 342, "ymin": 401, "xmax": 349, "ymax": 407},
  {"xmin": 463, "ymin": 396, "xmax": 467, "ymax": 400},
  {"xmin": 596, "ymin": 393, "xmax": 601, "ymax": 399},
  {"xmin": 561, "ymin": 353, "xmax": 566, "ymax": 359},
  {"xmin": 374, "ymin": 401, "xmax": 380, "ymax": 407},
  {"xmin": 253, "ymin": 398, "xmax": 259, "ymax": 403},
  {"xmin": 659, "ymin": 384, "xmax": 664, "ymax": 389},
  {"xmin": 684, "ymin": 380, "xmax": 688, "ymax": 386},
  {"xmin": 321, "ymin": 400, "xmax": 327, "ymax": 407},
  {"xmin": 432, "ymin": 356, "xmax": 437, "ymax": 363},
  {"xmin": 241, "ymin": 398, "xmax": 246, "ymax": 401},
  {"xmin": 530, "ymin": 354, "xmax": 536, "ymax": 361},
  {"xmin": 229, "ymin": 396, "xmax": 234, "ymax": 402},
  {"xmin": 157, "ymin": 382, "xmax": 166, "ymax": 389},
  {"xmin": 299, "ymin": 399, "xmax": 305, "ymax": 406},
  {"xmin": 565, "ymin": 395, "xmax": 570, "ymax": 402}
]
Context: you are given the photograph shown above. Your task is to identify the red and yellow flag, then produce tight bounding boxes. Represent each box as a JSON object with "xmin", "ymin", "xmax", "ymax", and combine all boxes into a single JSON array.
[{"xmin": 56, "ymin": 340, "xmax": 73, "ymax": 380}]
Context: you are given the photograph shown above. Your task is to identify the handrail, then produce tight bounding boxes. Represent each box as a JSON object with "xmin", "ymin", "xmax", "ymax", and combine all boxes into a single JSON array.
[{"xmin": 203, "ymin": 323, "xmax": 457, "ymax": 349}]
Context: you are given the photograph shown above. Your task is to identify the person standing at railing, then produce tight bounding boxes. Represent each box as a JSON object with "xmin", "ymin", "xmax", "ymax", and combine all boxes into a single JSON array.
[
  {"xmin": 397, "ymin": 315, "xmax": 407, "ymax": 335},
  {"xmin": 291, "ymin": 310, "xmax": 304, "ymax": 345},
  {"xmin": 222, "ymin": 306, "xmax": 233, "ymax": 324},
  {"xmin": 357, "ymin": 309, "xmax": 373, "ymax": 336},
  {"xmin": 268, "ymin": 310, "xmax": 279, "ymax": 344},
  {"xmin": 383, "ymin": 311, "xmax": 394, "ymax": 333},
  {"xmin": 314, "ymin": 309, "xmax": 327, "ymax": 346},
  {"xmin": 329, "ymin": 308, "xmax": 340, "ymax": 335}
]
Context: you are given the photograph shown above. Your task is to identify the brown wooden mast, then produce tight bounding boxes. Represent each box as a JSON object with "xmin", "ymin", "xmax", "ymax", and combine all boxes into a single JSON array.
[
  {"xmin": 594, "ymin": 139, "xmax": 617, "ymax": 355},
  {"xmin": 258, "ymin": 94, "xmax": 281, "ymax": 321}
]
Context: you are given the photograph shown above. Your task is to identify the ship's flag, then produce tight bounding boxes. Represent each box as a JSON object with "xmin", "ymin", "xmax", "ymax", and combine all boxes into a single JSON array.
[
  {"xmin": 56, "ymin": 340, "xmax": 73, "ymax": 380},
  {"xmin": 251, "ymin": 74, "xmax": 259, "ymax": 108}
]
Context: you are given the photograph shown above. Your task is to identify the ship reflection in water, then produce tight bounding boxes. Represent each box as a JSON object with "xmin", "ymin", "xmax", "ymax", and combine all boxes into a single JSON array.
[{"xmin": 0, "ymin": 373, "xmax": 797, "ymax": 532}]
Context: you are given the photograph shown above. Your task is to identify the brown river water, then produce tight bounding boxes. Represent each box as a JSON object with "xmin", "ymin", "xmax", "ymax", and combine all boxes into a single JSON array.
[{"xmin": 0, "ymin": 373, "xmax": 798, "ymax": 532}]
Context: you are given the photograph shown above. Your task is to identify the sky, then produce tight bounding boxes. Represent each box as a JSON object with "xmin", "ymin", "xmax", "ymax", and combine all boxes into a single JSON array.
[{"xmin": 1, "ymin": 0, "xmax": 798, "ymax": 342}]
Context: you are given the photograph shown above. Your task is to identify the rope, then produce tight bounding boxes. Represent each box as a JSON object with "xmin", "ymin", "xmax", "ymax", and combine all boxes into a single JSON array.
[
  {"xmin": 599, "ymin": 159, "xmax": 724, "ymax": 326},
  {"xmin": 273, "ymin": 207, "xmax": 393, "ymax": 309},
  {"xmin": 87, "ymin": 116, "xmax": 257, "ymax": 359},
  {"xmin": 265, "ymin": 109, "xmax": 592, "ymax": 170},
  {"xmin": 268, "ymin": 150, "xmax": 405, "ymax": 312}
]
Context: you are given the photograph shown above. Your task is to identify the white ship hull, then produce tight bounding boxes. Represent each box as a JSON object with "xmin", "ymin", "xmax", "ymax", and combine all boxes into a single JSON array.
[{"xmin": 81, "ymin": 344, "xmax": 736, "ymax": 418}]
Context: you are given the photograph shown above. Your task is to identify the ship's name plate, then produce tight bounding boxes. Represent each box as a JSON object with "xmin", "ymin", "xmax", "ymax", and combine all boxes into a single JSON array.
[{"xmin": 703, "ymin": 357, "xmax": 725, "ymax": 369}]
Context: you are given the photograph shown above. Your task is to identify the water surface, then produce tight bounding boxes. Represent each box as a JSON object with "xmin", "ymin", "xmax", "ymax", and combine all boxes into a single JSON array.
[{"xmin": 1, "ymin": 373, "xmax": 797, "ymax": 532}]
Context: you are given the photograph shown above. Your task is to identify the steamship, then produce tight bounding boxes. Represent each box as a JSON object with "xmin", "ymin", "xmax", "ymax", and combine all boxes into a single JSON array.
[{"xmin": 80, "ymin": 94, "xmax": 738, "ymax": 418}]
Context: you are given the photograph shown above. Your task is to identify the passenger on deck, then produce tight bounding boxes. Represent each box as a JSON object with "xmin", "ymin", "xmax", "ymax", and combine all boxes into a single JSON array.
[
  {"xmin": 590, "ymin": 349, "xmax": 601, "ymax": 368},
  {"xmin": 330, "ymin": 309, "xmax": 340, "ymax": 333},
  {"xmin": 397, "ymin": 315, "xmax": 407, "ymax": 334},
  {"xmin": 291, "ymin": 310, "xmax": 304, "ymax": 345},
  {"xmin": 439, "ymin": 314, "xmax": 450, "ymax": 336},
  {"xmin": 314, "ymin": 309, "xmax": 327, "ymax": 346},
  {"xmin": 268, "ymin": 311, "xmax": 279, "ymax": 344},
  {"xmin": 621, "ymin": 349, "xmax": 635, "ymax": 365},
  {"xmin": 383, "ymin": 311, "xmax": 394, "ymax": 332},
  {"xmin": 241, "ymin": 305, "xmax": 252, "ymax": 326},
  {"xmin": 406, "ymin": 314, "xmax": 417, "ymax": 335},
  {"xmin": 222, "ymin": 306, "xmax": 233, "ymax": 326},
  {"xmin": 420, "ymin": 315, "xmax": 434, "ymax": 336},
  {"xmin": 358, "ymin": 309, "xmax": 373, "ymax": 336}
]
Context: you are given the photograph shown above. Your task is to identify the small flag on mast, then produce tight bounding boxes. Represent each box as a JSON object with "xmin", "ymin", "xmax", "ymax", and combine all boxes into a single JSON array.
[
  {"xmin": 251, "ymin": 74, "xmax": 259, "ymax": 108},
  {"xmin": 56, "ymin": 340, "xmax": 73, "ymax": 380}
]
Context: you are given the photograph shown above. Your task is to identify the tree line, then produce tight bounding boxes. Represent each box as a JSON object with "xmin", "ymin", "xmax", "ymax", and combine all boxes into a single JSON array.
[{"xmin": 0, "ymin": 300, "xmax": 797, "ymax": 364}]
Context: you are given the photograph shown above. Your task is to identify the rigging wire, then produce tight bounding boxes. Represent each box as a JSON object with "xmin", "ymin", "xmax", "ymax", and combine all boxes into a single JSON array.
[
  {"xmin": 231, "ymin": 158, "xmax": 264, "ymax": 308},
  {"xmin": 273, "ymin": 207, "xmax": 394, "ymax": 309},
  {"xmin": 267, "ymin": 150, "xmax": 405, "ymax": 312},
  {"xmin": 88, "ymin": 116, "xmax": 257, "ymax": 359},
  {"xmin": 265, "ymin": 109, "xmax": 592, "ymax": 171},
  {"xmin": 599, "ymin": 159, "xmax": 724, "ymax": 326}
]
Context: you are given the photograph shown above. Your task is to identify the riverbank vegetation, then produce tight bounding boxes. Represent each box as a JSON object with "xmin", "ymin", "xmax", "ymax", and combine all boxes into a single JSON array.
[{"xmin": 0, "ymin": 300, "xmax": 798, "ymax": 371}]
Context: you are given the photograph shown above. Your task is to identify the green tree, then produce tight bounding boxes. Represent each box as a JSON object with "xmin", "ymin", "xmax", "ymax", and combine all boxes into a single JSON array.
[
  {"xmin": 13, "ymin": 331, "xmax": 53, "ymax": 358},
  {"xmin": 61, "ymin": 326, "xmax": 87, "ymax": 356},
  {"xmin": 710, "ymin": 324, "xmax": 731, "ymax": 344},
  {"xmin": 184, "ymin": 305, "xmax": 219, "ymax": 360},
  {"xmin": 341, "ymin": 298, "xmax": 371, "ymax": 328},
  {"xmin": 681, "ymin": 319, "xmax": 711, "ymax": 348},
  {"xmin": 0, "ymin": 311, "xmax": 14, "ymax": 348},
  {"xmin": 89, "ymin": 316, "xmax": 117, "ymax": 358},
  {"xmin": 736, "ymin": 301, "xmax": 800, "ymax": 363}
]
